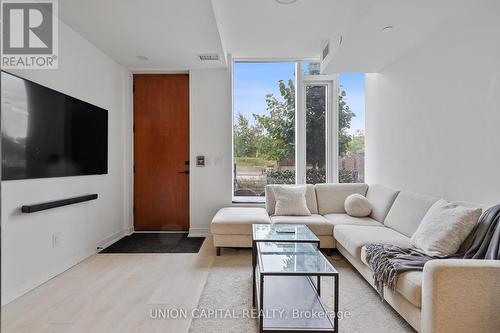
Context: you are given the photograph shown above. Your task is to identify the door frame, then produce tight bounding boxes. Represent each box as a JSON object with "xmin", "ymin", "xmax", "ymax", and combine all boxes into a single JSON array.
[{"xmin": 131, "ymin": 71, "xmax": 190, "ymax": 232}]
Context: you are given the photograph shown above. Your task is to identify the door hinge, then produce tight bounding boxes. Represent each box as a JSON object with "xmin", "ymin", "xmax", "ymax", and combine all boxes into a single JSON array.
[
  {"xmin": 133, "ymin": 165, "xmax": 135, "ymax": 173},
  {"xmin": 133, "ymin": 84, "xmax": 135, "ymax": 94}
]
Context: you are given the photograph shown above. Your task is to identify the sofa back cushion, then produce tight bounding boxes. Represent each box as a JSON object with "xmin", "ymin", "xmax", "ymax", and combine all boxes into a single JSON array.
[
  {"xmin": 273, "ymin": 185, "xmax": 311, "ymax": 216},
  {"xmin": 384, "ymin": 191, "xmax": 439, "ymax": 237},
  {"xmin": 315, "ymin": 183, "xmax": 368, "ymax": 215},
  {"xmin": 265, "ymin": 184, "xmax": 318, "ymax": 215},
  {"xmin": 366, "ymin": 184, "xmax": 400, "ymax": 223}
]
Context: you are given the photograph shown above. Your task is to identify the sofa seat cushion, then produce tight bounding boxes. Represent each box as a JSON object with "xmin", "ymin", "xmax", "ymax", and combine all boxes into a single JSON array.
[
  {"xmin": 334, "ymin": 225, "xmax": 411, "ymax": 258},
  {"xmin": 271, "ymin": 214, "xmax": 332, "ymax": 236},
  {"xmin": 323, "ymin": 213, "xmax": 384, "ymax": 228},
  {"xmin": 211, "ymin": 207, "xmax": 271, "ymax": 235},
  {"xmin": 360, "ymin": 246, "xmax": 423, "ymax": 307}
]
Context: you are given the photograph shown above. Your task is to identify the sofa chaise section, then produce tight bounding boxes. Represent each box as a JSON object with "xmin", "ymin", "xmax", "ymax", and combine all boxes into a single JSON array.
[{"xmin": 211, "ymin": 207, "xmax": 271, "ymax": 255}]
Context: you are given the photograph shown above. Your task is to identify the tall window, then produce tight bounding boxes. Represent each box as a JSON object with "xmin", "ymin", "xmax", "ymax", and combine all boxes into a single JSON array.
[
  {"xmin": 232, "ymin": 61, "xmax": 365, "ymax": 200},
  {"xmin": 338, "ymin": 73, "xmax": 365, "ymax": 183},
  {"xmin": 305, "ymin": 84, "xmax": 327, "ymax": 184},
  {"xmin": 233, "ymin": 62, "xmax": 296, "ymax": 199}
]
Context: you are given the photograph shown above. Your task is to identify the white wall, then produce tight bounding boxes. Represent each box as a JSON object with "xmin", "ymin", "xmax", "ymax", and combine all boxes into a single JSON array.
[
  {"xmin": 366, "ymin": 2, "xmax": 500, "ymax": 205},
  {"xmin": 1, "ymin": 21, "xmax": 129, "ymax": 304},
  {"xmin": 189, "ymin": 69, "xmax": 233, "ymax": 236}
]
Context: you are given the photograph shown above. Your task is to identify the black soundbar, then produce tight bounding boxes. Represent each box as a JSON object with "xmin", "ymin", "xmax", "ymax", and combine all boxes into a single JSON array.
[{"xmin": 21, "ymin": 194, "xmax": 98, "ymax": 213}]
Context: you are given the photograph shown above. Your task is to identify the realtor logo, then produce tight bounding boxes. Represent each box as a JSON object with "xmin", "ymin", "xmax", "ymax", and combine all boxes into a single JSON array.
[{"xmin": 1, "ymin": 0, "xmax": 58, "ymax": 69}]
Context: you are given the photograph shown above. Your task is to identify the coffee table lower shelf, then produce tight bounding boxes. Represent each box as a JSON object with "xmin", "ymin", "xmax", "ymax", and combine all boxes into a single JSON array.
[{"xmin": 255, "ymin": 267, "xmax": 336, "ymax": 333}]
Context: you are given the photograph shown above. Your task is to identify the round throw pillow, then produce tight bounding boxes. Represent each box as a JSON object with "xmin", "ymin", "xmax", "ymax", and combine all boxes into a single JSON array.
[{"xmin": 345, "ymin": 194, "xmax": 372, "ymax": 217}]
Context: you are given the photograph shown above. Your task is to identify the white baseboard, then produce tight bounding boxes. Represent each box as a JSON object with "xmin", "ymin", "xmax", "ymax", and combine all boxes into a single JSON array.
[
  {"xmin": 188, "ymin": 228, "xmax": 211, "ymax": 237},
  {"xmin": 1, "ymin": 227, "xmax": 134, "ymax": 306},
  {"xmin": 1, "ymin": 250, "xmax": 93, "ymax": 306},
  {"xmin": 96, "ymin": 227, "xmax": 133, "ymax": 251}
]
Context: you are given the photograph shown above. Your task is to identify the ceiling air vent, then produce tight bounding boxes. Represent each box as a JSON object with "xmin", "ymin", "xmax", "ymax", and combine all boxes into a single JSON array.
[
  {"xmin": 322, "ymin": 43, "xmax": 330, "ymax": 61},
  {"xmin": 198, "ymin": 54, "xmax": 220, "ymax": 61}
]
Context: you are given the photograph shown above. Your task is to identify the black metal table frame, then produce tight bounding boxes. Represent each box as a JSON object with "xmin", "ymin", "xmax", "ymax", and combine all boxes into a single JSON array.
[
  {"xmin": 252, "ymin": 237, "xmax": 320, "ymax": 307},
  {"xmin": 254, "ymin": 246, "xmax": 339, "ymax": 333}
]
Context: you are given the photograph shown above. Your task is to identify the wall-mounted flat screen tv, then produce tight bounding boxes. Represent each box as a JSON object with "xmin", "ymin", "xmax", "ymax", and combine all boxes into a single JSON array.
[{"xmin": 1, "ymin": 71, "xmax": 108, "ymax": 180}]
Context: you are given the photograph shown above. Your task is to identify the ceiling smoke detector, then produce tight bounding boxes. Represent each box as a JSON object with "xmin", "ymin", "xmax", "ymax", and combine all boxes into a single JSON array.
[
  {"xmin": 198, "ymin": 54, "xmax": 220, "ymax": 61},
  {"xmin": 382, "ymin": 26, "xmax": 394, "ymax": 32},
  {"xmin": 136, "ymin": 55, "xmax": 148, "ymax": 61}
]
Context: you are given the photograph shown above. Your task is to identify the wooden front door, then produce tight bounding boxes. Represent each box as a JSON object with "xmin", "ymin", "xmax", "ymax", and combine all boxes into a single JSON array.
[{"xmin": 133, "ymin": 74, "xmax": 189, "ymax": 230}]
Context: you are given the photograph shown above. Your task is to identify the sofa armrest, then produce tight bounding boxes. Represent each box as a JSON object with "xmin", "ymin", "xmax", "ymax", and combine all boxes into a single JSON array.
[{"xmin": 421, "ymin": 259, "xmax": 500, "ymax": 333}]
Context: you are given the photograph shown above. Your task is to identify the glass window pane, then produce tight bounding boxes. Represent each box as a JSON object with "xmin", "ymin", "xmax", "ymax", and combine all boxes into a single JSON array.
[
  {"xmin": 233, "ymin": 62, "xmax": 296, "ymax": 199},
  {"xmin": 301, "ymin": 61, "xmax": 321, "ymax": 76},
  {"xmin": 306, "ymin": 85, "xmax": 326, "ymax": 184},
  {"xmin": 338, "ymin": 73, "xmax": 365, "ymax": 183}
]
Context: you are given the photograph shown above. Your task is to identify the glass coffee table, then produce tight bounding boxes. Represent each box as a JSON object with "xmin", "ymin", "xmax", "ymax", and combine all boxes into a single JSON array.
[
  {"xmin": 255, "ymin": 242, "xmax": 339, "ymax": 333},
  {"xmin": 252, "ymin": 224, "xmax": 321, "ymax": 306}
]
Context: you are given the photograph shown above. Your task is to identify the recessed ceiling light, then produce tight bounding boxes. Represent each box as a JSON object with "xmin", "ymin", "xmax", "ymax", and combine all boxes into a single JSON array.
[
  {"xmin": 275, "ymin": 0, "xmax": 298, "ymax": 4},
  {"xmin": 137, "ymin": 55, "xmax": 148, "ymax": 61},
  {"xmin": 382, "ymin": 26, "xmax": 394, "ymax": 32}
]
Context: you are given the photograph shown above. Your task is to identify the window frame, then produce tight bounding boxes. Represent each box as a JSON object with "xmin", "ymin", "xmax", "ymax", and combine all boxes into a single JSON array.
[{"xmin": 298, "ymin": 65, "xmax": 338, "ymax": 184}]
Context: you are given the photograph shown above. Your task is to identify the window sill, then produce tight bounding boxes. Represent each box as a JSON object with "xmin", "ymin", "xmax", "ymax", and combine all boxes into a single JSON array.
[{"xmin": 232, "ymin": 196, "xmax": 265, "ymax": 204}]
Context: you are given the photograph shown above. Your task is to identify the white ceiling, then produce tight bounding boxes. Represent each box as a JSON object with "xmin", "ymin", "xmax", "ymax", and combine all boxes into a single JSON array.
[
  {"xmin": 211, "ymin": 0, "xmax": 365, "ymax": 61},
  {"xmin": 59, "ymin": 0, "xmax": 226, "ymax": 70},
  {"xmin": 59, "ymin": 0, "xmax": 476, "ymax": 72},
  {"xmin": 322, "ymin": 0, "xmax": 474, "ymax": 73}
]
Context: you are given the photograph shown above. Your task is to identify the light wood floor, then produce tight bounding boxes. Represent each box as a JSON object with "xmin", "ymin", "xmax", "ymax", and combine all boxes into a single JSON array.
[{"xmin": 1, "ymin": 237, "xmax": 216, "ymax": 333}]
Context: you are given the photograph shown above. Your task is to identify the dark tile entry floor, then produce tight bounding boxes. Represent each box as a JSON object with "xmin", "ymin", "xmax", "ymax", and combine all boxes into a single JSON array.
[{"xmin": 99, "ymin": 233, "xmax": 205, "ymax": 254}]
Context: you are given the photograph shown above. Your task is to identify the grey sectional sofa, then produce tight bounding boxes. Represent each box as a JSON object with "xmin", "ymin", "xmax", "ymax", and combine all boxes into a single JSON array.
[{"xmin": 210, "ymin": 183, "xmax": 500, "ymax": 333}]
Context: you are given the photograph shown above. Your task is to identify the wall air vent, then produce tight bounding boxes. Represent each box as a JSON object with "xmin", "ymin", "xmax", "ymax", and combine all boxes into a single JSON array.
[
  {"xmin": 198, "ymin": 54, "xmax": 220, "ymax": 61},
  {"xmin": 322, "ymin": 43, "xmax": 330, "ymax": 61}
]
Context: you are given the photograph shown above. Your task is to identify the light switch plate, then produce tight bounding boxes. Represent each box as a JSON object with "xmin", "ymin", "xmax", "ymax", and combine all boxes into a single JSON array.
[{"xmin": 196, "ymin": 155, "xmax": 205, "ymax": 167}]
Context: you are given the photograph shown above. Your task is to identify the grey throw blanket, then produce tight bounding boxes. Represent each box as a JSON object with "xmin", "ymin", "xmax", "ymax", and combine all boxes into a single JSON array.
[
  {"xmin": 463, "ymin": 204, "xmax": 500, "ymax": 259},
  {"xmin": 364, "ymin": 204, "xmax": 500, "ymax": 296}
]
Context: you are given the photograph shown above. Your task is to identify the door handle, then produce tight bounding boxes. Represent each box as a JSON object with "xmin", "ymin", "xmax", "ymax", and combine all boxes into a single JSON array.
[{"xmin": 178, "ymin": 171, "xmax": 189, "ymax": 175}]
